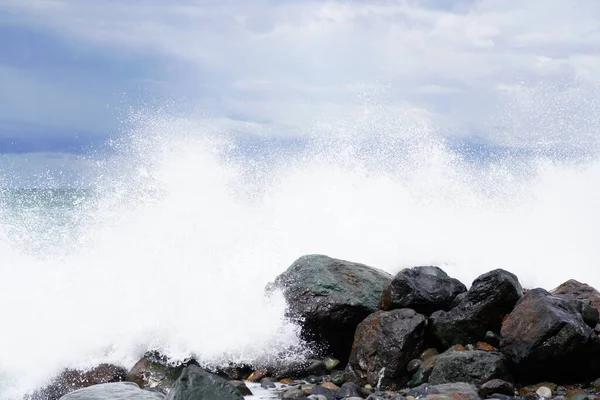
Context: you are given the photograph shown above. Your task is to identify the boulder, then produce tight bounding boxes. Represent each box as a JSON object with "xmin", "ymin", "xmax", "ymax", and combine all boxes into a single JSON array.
[
  {"xmin": 429, "ymin": 269, "xmax": 522, "ymax": 348},
  {"xmin": 165, "ymin": 365, "xmax": 244, "ymax": 400},
  {"xmin": 428, "ymin": 350, "xmax": 512, "ymax": 385},
  {"xmin": 127, "ymin": 352, "xmax": 191, "ymax": 393},
  {"xmin": 347, "ymin": 309, "xmax": 426, "ymax": 390},
  {"xmin": 269, "ymin": 254, "xmax": 392, "ymax": 363},
  {"xmin": 500, "ymin": 288, "xmax": 600, "ymax": 383},
  {"xmin": 58, "ymin": 382, "xmax": 164, "ymax": 400},
  {"xmin": 380, "ymin": 266, "xmax": 466, "ymax": 315},
  {"xmin": 552, "ymin": 279, "xmax": 600, "ymax": 330},
  {"xmin": 31, "ymin": 364, "xmax": 127, "ymax": 400}
]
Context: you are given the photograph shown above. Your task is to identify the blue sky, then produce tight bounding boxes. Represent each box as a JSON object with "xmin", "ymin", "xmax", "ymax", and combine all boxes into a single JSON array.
[{"xmin": 1, "ymin": 0, "xmax": 600, "ymax": 185}]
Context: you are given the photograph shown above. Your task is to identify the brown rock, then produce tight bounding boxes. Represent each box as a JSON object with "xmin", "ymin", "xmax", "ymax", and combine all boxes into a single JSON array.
[
  {"xmin": 475, "ymin": 342, "xmax": 499, "ymax": 352},
  {"xmin": 29, "ymin": 364, "xmax": 127, "ymax": 400},
  {"xmin": 347, "ymin": 308, "xmax": 426, "ymax": 390},
  {"xmin": 321, "ymin": 381, "xmax": 340, "ymax": 390},
  {"xmin": 552, "ymin": 279, "xmax": 600, "ymax": 330},
  {"xmin": 247, "ymin": 369, "xmax": 267, "ymax": 382}
]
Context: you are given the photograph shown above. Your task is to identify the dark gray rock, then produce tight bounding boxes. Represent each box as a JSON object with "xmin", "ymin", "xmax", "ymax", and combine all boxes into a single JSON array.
[
  {"xmin": 269, "ymin": 254, "xmax": 392, "ymax": 362},
  {"xmin": 127, "ymin": 352, "xmax": 191, "ymax": 394},
  {"xmin": 260, "ymin": 378, "xmax": 276, "ymax": 388},
  {"xmin": 274, "ymin": 360, "xmax": 327, "ymax": 379},
  {"xmin": 58, "ymin": 382, "xmax": 164, "ymax": 400},
  {"xmin": 407, "ymin": 355, "xmax": 436, "ymax": 388},
  {"xmin": 479, "ymin": 379, "xmax": 516, "ymax": 398},
  {"xmin": 429, "ymin": 349, "xmax": 512, "ymax": 385},
  {"xmin": 336, "ymin": 382, "xmax": 361, "ymax": 399},
  {"xmin": 229, "ymin": 380, "xmax": 252, "ymax": 396},
  {"xmin": 552, "ymin": 279, "xmax": 600, "ymax": 331},
  {"xmin": 347, "ymin": 309, "xmax": 426, "ymax": 390},
  {"xmin": 379, "ymin": 266, "xmax": 466, "ymax": 315},
  {"xmin": 406, "ymin": 359, "xmax": 423, "ymax": 373},
  {"xmin": 500, "ymin": 288, "xmax": 600, "ymax": 383},
  {"xmin": 429, "ymin": 269, "xmax": 522, "ymax": 348},
  {"xmin": 407, "ymin": 384, "xmax": 439, "ymax": 398},
  {"xmin": 553, "ymin": 294, "xmax": 599, "ymax": 329},
  {"xmin": 165, "ymin": 365, "xmax": 243, "ymax": 400},
  {"xmin": 311, "ymin": 385, "xmax": 336, "ymax": 400}
]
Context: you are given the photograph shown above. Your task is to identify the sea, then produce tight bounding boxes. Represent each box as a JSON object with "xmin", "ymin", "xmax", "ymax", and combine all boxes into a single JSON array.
[{"xmin": 0, "ymin": 113, "xmax": 599, "ymax": 399}]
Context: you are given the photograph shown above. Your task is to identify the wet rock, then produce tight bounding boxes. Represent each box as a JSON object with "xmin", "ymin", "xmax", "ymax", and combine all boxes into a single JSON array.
[
  {"xmin": 324, "ymin": 357, "xmax": 340, "ymax": 371},
  {"xmin": 500, "ymin": 288, "xmax": 600, "ymax": 383},
  {"xmin": 311, "ymin": 385, "xmax": 337, "ymax": 400},
  {"xmin": 428, "ymin": 350, "xmax": 512, "ymax": 386},
  {"xmin": 274, "ymin": 360, "xmax": 327, "ymax": 379},
  {"xmin": 329, "ymin": 371, "xmax": 348, "ymax": 386},
  {"xmin": 269, "ymin": 254, "xmax": 392, "ymax": 363},
  {"xmin": 429, "ymin": 269, "xmax": 522, "ymax": 348},
  {"xmin": 230, "ymin": 381, "xmax": 253, "ymax": 396},
  {"xmin": 552, "ymin": 279, "xmax": 600, "ymax": 330},
  {"xmin": 165, "ymin": 365, "xmax": 243, "ymax": 400},
  {"xmin": 261, "ymin": 378, "xmax": 276, "ymax": 388},
  {"xmin": 282, "ymin": 387, "xmax": 306, "ymax": 399},
  {"xmin": 479, "ymin": 379, "xmax": 515, "ymax": 398},
  {"xmin": 408, "ymin": 356, "xmax": 436, "ymax": 388},
  {"xmin": 408, "ymin": 384, "xmax": 440, "ymax": 398},
  {"xmin": 31, "ymin": 364, "xmax": 127, "ymax": 400},
  {"xmin": 407, "ymin": 359, "xmax": 423, "ymax": 373},
  {"xmin": 347, "ymin": 309, "xmax": 426, "ymax": 390},
  {"xmin": 320, "ymin": 382, "xmax": 340, "ymax": 391},
  {"xmin": 247, "ymin": 369, "xmax": 267, "ymax": 382},
  {"xmin": 58, "ymin": 382, "xmax": 164, "ymax": 400},
  {"xmin": 420, "ymin": 349, "xmax": 439, "ymax": 361},
  {"xmin": 127, "ymin": 353, "xmax": 190, "ymax": 393},
  {"xmin": 307, "ymin": 375, "xmax": 323, "ymax": 384},
  {"xmin": 337, "ymin": 382, "xmax": 361, "ymax": 398},
  {"xmin": 379, "ymin": 266, "xmax": 466, "ymax": 315}
]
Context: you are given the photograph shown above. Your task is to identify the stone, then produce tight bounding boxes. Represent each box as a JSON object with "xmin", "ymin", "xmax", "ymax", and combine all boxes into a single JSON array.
[
  {"xmin": 261, "ymin": 378, "xmax": 276, "ymax": 388},
  {"xmin": 268, "ymin": 254, "xmax": 392, "ymax": 362},
  {"xmin": 347, "ymin": 309, "xmax": 426, "ymax": 390},
  {"xmin": 552, "ymin": 279, "xmax": 600, "ymax": 330},
  {"xmin": 407, "ymin": 359, "xmax": 423, "ymax": 373},
  {"xmin": 324, "ymin": 357, "xmax": 340, "ymax": 371},
  {"xmin": 31, "ymin": 364, "xmax": 127, "ymax": 400},
  {"xmin": 274, "ymin": 360, "xmax": 327, "ymax": 379},
  {"xmin": 282, "ymin": 387, "xmax": 306, "ymax": 399},
  {"xmin": 329, "ymin": 371, "xmax": 347, "ymax": 386},
  {"xmin": 337, "ymin": 382, "xmax": 361, "ymax": 398},
  {"xmin": 127, "ymin": 353, "xmax": 190, "ymax": 393},
  {"xmin": 428, "ymin": 350, "xmax": 512, "ymax": 386},
  {"xmin": 408, "ymin": 356, "xmax": 436, "ymax": 388},
  {"xmin": 58, "ymin": 382, "xmax": 164, "ymax": 400},
  {"xmin": 536, "ymin": 387, "xmax": 552, "ymax": 399},
  {"xmin": 479, "ymin": 379, "xmax": 515, "ymax": 398},
  {"xmin": 247, "ymin": 369, "xmax": 267, "ymax": 382},
  {"xmin": 500, "ymin": 288, "xmax": 600, "ymax": 383},
  {"xmin": 165, "ymin": 365, "xmax": 244, "ymax": 400},
  {"xmin": 311, "ymin": 385, "xmax": 337, "ymax": 400},
  {"xmin": 229, "ymin": 381, "xmax": 253, "ymax": 396},
  {"xmin": 379, "ymin": 266, "xmax": 466, "ymax": 315},
  {"xmin": 431, "ymin": 383, "xmax": 479, "ymax": 400},
  {"xmin": 429, "ymin": 269, "xmax": 522, "ymax": 348}
]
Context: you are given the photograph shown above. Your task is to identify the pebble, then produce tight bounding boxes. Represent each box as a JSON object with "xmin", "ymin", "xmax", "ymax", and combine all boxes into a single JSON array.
[{"xmin": 536, "ymin": 386, "xmax": 552, "ymax": 398}]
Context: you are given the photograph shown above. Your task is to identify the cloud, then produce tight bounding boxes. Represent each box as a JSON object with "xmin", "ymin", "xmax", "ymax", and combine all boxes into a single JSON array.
[{"xmin": 2, "ymin": 0, "xmax": 600, "ymax": 151}]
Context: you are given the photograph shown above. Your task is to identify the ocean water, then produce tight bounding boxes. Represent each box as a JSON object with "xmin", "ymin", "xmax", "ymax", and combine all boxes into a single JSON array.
[{"xmin": 0, "ymin": 112, "xmax": 599, "ymax": 399}]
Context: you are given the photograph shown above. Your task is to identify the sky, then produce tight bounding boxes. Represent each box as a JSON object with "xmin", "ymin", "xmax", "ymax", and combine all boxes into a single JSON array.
[{"xmin": 1, "ymin": 0, "xmax": 600, "ymax": 185}]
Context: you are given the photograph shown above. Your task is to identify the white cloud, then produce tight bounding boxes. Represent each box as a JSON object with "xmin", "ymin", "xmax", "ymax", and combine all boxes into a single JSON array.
[{"xmin": 3, "ymin": 0, "xmax": 600, "ymax": 149}]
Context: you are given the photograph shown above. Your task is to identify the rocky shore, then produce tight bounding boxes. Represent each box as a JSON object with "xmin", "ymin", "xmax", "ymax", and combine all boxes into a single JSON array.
[{"xmin": 27, "ymin": 254, "xmax": 600, "ymax": 400}]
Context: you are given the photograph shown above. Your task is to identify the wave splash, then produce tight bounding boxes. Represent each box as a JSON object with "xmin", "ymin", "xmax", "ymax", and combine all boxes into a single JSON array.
[{"xmin": 0, "ymin": 109, "xmax": 599, "ymax": 398}]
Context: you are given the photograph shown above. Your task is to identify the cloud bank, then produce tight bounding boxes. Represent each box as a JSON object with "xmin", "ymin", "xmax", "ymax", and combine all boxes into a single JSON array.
[{"xmin": 1, "ymin": 0, "xmax": 600, "ymax": 154}]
